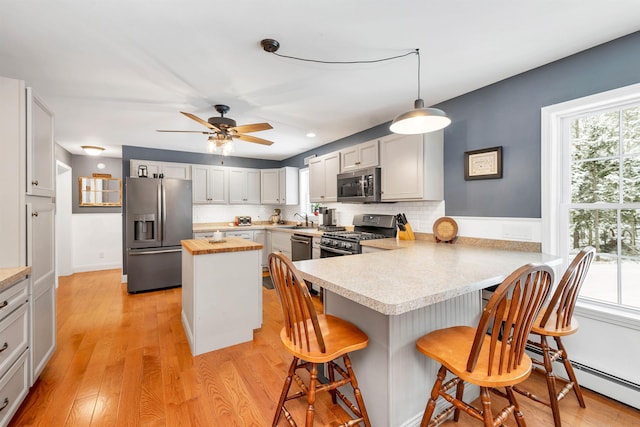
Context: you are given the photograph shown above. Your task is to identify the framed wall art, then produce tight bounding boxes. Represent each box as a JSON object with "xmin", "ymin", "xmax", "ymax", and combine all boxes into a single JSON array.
[{"xmin": 464, "ymin": 146, "xmax": 503, "ymax": 180}]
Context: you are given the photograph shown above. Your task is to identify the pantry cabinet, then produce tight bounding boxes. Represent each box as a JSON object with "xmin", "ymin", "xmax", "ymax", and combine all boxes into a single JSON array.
[
  {"xmin": 192, "ymin": 165, "xmax": 227, "ymax": 204},
  {"xmin": 380, "ymin": 131, "xmax": 443, "ymax": 201},
  {"xmin": 340, "ymin": 139, "xmax": 379, "ymax": 173},
  {"xmin": 309, "ymin": 152, "xmax": 339, "ymax": 202},
  {"xmin": 229, "ymin": 167, "xmax": 260, "ymax": 204},
  {"xmin": 26, "ymin": 88, "xmax": 55, "ymax": 197},
  {"xmin": 0, "ymin": 75, "xmax": 57, "ymax": 414}
]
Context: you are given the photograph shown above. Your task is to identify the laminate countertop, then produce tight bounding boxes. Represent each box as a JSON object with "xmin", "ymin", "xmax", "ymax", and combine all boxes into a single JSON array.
[
  {"xmin": 294, "ymin": 239, "xmax": 561, "ymax": 316},
  {"xmin": 0, "ymin": 266, "xmax": 31, "ymax": 292},
  {"xmin": 181, "ymin": 237, "xmax": 263, "ymax": 255}
]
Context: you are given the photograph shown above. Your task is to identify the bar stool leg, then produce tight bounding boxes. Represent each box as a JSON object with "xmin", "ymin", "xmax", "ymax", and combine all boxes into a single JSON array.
[
  {"xmin": 273, "ymin": 357, "xmax": 297, "ymax": 427},
  {"xmin": 541, "ymin": 336, "xmax": 563, "ymax": 427},
  {"xmin": 421, "ymin": 365, "xmax": 447, "ymax": 427},
  {"xmin": 506, "ymin": 386, "xmax": 527, "ymax": 427},
  {"xmin": 555, "ymin": 336, "xmax": 586, "ymax": 408},
  {"xmin": 305, "ymin": 363, "xmax": 318, "ymax": 427}
]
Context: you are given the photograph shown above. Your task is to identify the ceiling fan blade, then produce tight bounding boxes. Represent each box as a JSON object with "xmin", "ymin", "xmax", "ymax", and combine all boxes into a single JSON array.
[
  {"xmin": 156, "ymin": 130, "xmax": 212, "ymax": 134},
  {"xmin": 180, "ymin": 111, "xmax": 220, "ymax": 131},
  {"xmin": 234, "ymin": 133, "xmax": 274, "ymax": 146},
  {"xmin": 231, "ymin": 122, "xmax": 273, "ymax": 134}
]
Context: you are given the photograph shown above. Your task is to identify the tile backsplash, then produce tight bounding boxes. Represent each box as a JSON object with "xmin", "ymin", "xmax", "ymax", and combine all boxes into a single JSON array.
[{"xmin": 194, "ymin": 201, "xmax": 445, "ymax": 232}]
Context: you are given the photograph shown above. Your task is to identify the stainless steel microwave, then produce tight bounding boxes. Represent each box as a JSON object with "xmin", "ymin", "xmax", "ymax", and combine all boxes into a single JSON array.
[{"xmin": 337, "ymin": 167, "xmax": 381, "ymax": 203}]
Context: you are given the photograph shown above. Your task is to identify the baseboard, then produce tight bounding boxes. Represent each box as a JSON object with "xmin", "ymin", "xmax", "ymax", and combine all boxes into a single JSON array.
[
  {"xmin": 526, "ymin": 347, "xmax": 640, "ymax": 410},
  {"xmin": 72, "ymin": 263, "xmax": 122, "ymax": 274}
]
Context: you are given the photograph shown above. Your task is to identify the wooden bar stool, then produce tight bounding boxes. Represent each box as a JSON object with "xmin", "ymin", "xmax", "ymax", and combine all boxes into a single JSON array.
[
  {"xmin": 268, "ymin": 252, "xmax": 371, "ymax": 427},
  {"xmin": 416, "ymin": 263, "xmax": 554, "ymax": 427},
  {"xmin": 514, "ymin": 246, "xmax": 595, "ymax": 427}
]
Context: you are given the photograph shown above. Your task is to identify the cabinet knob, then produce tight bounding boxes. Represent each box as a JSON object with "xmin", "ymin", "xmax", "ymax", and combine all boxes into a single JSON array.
[
  {"xmin": 0, "ymin": 342, "xmax": 7, "ymax": 353},
  {"xmin": 0, "ymin": 397, "xmax": 8, "ymax": 412},
  {"xmin": 32, "ymin": 179, "xmax": 39, "ymax": 186},
  {"xmin": 32, "ymin": 211, "xmax": 39, "ymax": 217}
]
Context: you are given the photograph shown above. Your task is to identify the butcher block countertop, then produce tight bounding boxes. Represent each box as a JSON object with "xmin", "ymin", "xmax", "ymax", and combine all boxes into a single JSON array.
[
  {"xmin": 181, "ymin": 237, "xmax": 263, "ymax": 255},
  {"xmin": 0, "ymin": 266, "xmax": 31, "ymax": 292}
]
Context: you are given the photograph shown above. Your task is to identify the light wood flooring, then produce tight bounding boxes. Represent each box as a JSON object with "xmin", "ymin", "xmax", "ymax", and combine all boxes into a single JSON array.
[{"xmin": 8, "ymin": 269, "xmax": 640, "ymax": 426}]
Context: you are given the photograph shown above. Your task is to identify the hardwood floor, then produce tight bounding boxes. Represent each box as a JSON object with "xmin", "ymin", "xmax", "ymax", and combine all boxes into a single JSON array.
[{"xmin": 9, "ymin": 269, "xmax": 640, "ymax": 426}]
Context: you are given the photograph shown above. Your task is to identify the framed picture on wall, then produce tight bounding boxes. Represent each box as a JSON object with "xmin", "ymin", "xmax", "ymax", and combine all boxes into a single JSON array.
[{"xmin": 464, "ymin": 146, "xmax": 503, "ymax": 180}]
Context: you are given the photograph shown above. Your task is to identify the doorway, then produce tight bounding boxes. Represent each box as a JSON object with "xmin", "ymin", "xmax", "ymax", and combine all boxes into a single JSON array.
[{"xmin": 56, "ymin": 160, "xmax": 72, "ymax": 283}]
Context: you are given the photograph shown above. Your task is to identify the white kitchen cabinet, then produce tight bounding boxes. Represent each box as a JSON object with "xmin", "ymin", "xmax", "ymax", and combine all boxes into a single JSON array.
[
  {"xmin": 27, "ymin": 196, "xmax": 56, "ymax": 384},
  {"xmin": 380, "ymin": 131, "xmax": 443, "ymax": 201},
  {"xmin": 225, "ymin": 230, "xmax": 254, "ymax": 240},
  {"xmin": 129, "ymin": 160, "xmax": 191, "ymax": 179},
  {"xmin": 0, "ymin": 76, "xmax": 56, "ymax": 405},
  {"xmin": 191, "ymin": 165, "xmax": 227, "ymax": 204},
  {"xmin": 254, "ymin": 230, "xmax": 267, "ymax": 267},
  {"xmin": 270, "ymin": 230, "xmax": 292, "ymax": 260},
  {"xmin": 261, "ymin": 167, "xmax": 299, "ymax": 205},
  {"xmin": 229, "ymin": 168, "xmax": 260, "ymax": 204},
  {"xmin": 160, "ymin": 162, "xmax": 191, "ymax": 179},
  {"xmin": 309, "ymin": 152, "xmax": 339, "ymax": 202},
  {"xmin": 26, "ymin": 88, "xmax": 55, "ymax": 197},
  {"xmin": 312, "ymin": 236, "xmax": 321, "ymax": 259},
  {"xmin": 340, "ymin": 139, "xmax": 379, "ymax": 173},
  {"xmin": 0, "ymin": 274, "xmax": 30, "ymax": 427}
]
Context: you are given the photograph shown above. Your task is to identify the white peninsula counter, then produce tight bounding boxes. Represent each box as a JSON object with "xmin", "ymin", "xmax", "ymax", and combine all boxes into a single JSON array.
[
  {"xmin": 181, "ymin": 237, "xmax": 263, "ymax": 356},
  {"xmin": 294, "ymin": 240, "xmax": 561, "ymax": 427}
]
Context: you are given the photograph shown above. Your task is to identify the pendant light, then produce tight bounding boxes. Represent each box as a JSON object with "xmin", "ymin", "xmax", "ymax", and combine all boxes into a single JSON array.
[{"xmin": 390, "ymin": 49, "xmax": 451, "ymax": 134}]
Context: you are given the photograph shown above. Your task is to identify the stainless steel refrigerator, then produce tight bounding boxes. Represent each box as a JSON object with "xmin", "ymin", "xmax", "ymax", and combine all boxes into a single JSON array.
[{"xmin": 125, "ymin": 177, "xmax": 192, "ymax": 293}]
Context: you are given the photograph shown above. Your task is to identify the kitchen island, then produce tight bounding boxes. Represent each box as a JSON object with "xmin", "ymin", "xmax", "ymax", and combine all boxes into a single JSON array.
[
  {"xmin": 181, "ymin": 237, "xmax": 263, "ymax": 356},
  {"xmin": 294, "ymin": 239, "xmax": 561, "ymax": 426}
]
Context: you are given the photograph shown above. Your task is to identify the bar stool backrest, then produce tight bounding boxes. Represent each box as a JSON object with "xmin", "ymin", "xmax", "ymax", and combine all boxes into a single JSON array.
[
  {"xmin": 268, "ymin": 252, "xmax": 326, "ymax": 353},
  {"xmin": 539, "ymin": 246, "xmax": 596, "ymax": 330},
  {"xmin": 468, "ymin": 263, "xmax": 554, "ymax": 376}
]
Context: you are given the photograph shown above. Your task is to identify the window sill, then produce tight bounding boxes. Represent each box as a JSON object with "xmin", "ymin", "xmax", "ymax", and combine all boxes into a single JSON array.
[{"xmin": 575, "ymin": 300, "xmax": 640, "ymax": 331}]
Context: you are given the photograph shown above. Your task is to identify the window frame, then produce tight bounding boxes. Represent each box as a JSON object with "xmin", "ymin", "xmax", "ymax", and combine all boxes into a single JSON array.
[{"xmin": 541, "ymin": 82, "xmax": 640, "ymax": 328}]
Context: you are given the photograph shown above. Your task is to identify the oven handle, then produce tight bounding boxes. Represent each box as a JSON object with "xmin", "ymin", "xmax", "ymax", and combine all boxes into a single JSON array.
[{"xmin": 320, "ymin": 246, "xmax": 353, "ymax": 255}]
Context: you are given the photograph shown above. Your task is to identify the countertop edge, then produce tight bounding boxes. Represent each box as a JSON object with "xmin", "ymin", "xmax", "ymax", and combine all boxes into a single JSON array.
[{"xmin": 0, "ymin": 266, "xmax": 31, "ymax": 292}]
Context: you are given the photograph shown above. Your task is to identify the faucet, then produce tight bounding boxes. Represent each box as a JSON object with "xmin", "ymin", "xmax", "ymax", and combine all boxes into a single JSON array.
[{"xmin": 294, "ymin": 212, "xmax": 309, "ymax": 227}]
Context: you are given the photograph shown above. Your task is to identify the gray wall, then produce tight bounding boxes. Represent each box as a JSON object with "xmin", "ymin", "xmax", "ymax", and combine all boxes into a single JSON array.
[
  {"xmin": 440, "ymin": 31, "xmax": 640, "ymax": 218},
  {"xmin": 283, "ymin": 31, "xmax": 640, "ymax": 219},
  {"xmin": 72, "ymin": 155, "xmax": 122, "ymax": 214},
  {"xmin": 122, "ymin": 145, "xmax": 281, "ymax": 178}
]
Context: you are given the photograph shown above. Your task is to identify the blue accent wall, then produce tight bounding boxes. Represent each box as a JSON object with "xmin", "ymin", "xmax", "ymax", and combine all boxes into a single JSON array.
[{"xmin": 440, "ymin": 31, "xmax": 640, "ymax": 218}]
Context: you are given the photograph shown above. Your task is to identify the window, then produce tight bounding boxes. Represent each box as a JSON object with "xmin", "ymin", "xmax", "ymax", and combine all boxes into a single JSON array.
[{"xmin": 542, "ymin": 83, "xmax": 640, "ymax": 317}]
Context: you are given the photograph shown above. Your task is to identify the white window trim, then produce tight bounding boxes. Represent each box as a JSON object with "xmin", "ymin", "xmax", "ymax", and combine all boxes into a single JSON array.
[{"xmin": 541, "ymin": 82, "xmax": 640, "ymax": 328}]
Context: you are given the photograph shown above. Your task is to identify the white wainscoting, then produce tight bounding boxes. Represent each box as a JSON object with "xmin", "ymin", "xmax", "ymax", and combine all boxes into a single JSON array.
[{"xmin": 71, "ymin": 213, "xmax": 122, "ymax": 273}]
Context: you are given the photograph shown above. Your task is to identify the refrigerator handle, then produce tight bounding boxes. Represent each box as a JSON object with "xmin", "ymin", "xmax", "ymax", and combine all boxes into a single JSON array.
[{"xmin": 161, "ymin": 182, "xmax": 166, "ymax": 242}]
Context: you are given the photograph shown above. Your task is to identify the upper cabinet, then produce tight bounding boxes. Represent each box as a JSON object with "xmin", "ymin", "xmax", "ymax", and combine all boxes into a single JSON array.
[
  {"xmin": 26, "ymin": 88, "xmax": 55, "ymax": 197},
  {"xmin": 380, "ymin": 131, "xmax": 443, "ymax": 201},
  {"xmin": 309, "ymin": 152, "xmax": 339, "ymax": 202},
  {"xmin": 229, "ymin": 167, "xmax": 261, "ymax": 204},
  {"xmin": 340, "ymin": 139, "xmax": 379, "ymax": 173},
  {"xmin": 130, "ymin": 160, "xmax": 191, "ymax": 180},
  {"xmin": 261, "ymin": 167, "xmax": 299, "ymax": 205},
  {"xmin": 192, "ymin": 165, "xmax": 227, "ymax": 204}
]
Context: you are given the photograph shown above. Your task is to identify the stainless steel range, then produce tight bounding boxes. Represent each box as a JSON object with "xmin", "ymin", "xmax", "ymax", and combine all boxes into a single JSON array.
[{"xmin": 320, "ymin": 214, "xmax": 397, "ymax": 257}]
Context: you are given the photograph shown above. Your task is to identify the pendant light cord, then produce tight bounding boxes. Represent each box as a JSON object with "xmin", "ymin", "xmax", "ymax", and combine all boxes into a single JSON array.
[
  {"xmin": 269, "ymin": 48, "xmax": 418, "ymax": 65},
  {"xmin": 416, "ymin": 48, "xmax": 421, "ymax": 99}
]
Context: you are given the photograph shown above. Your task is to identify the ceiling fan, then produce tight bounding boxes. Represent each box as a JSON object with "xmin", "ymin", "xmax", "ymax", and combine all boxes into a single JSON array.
[{"xmin": 157, "ymin": 104, "xmax": 274, "ymax": 149}]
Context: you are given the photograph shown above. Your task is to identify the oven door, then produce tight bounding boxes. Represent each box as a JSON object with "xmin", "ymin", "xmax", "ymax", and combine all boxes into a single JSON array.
[{"xmin": 320, "ymin": 245, "xmax": 354, "ymax": 257}]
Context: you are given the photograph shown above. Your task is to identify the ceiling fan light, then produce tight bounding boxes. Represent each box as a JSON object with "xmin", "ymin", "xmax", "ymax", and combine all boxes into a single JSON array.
[
  {"xmin": 81, "ymin": 145, "xmax": 105, "ymax": 156},
  {"xmin": 390, "ymin": 100, "xmax": 451, "ymax": 134}
]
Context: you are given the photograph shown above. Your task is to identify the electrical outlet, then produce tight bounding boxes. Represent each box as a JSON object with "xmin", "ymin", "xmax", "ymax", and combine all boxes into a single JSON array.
[{"xmin": 98, "ymin": 252, "xmax": 104, "ymax": 259}]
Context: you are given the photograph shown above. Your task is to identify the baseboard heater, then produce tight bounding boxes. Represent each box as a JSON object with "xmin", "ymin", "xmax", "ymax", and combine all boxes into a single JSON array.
[{"xmin": 526, "ymin": 344, "xmax": 640, "ymax": 393}]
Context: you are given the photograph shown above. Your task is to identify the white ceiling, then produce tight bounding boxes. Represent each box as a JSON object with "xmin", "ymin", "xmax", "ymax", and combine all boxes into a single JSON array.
[{"xmin": 1, "ymin": 1, "xmax": 639, "ymax": 161}]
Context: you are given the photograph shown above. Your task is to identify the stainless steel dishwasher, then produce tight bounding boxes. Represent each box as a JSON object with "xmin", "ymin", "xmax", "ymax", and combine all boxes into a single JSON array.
[{"xmin": 291, "ymin": 234, "xmax": 312, "ymax": 261}]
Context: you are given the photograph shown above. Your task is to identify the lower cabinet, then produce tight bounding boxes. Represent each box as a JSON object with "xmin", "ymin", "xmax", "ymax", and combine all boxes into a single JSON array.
[
  {"xmin": 254, "ymin": 230, "xmax": 267, "ymax": 267},
  {"xmin": 270, "ymin": 230, "xmax": 292, "ymax": 260},
  {"xmin": 0, "ymin": 275, "xmax": 30, "ymax": 427}
]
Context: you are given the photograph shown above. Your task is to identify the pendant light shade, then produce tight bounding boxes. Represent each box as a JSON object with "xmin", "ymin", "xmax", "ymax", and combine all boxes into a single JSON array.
[
  {"xmin": 390, "ymin": 50, "xmax": 450, "ymax": 135},
  {"xmin": 390, "ymin": 99, "xmax": 451, "ymax": 134}
]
